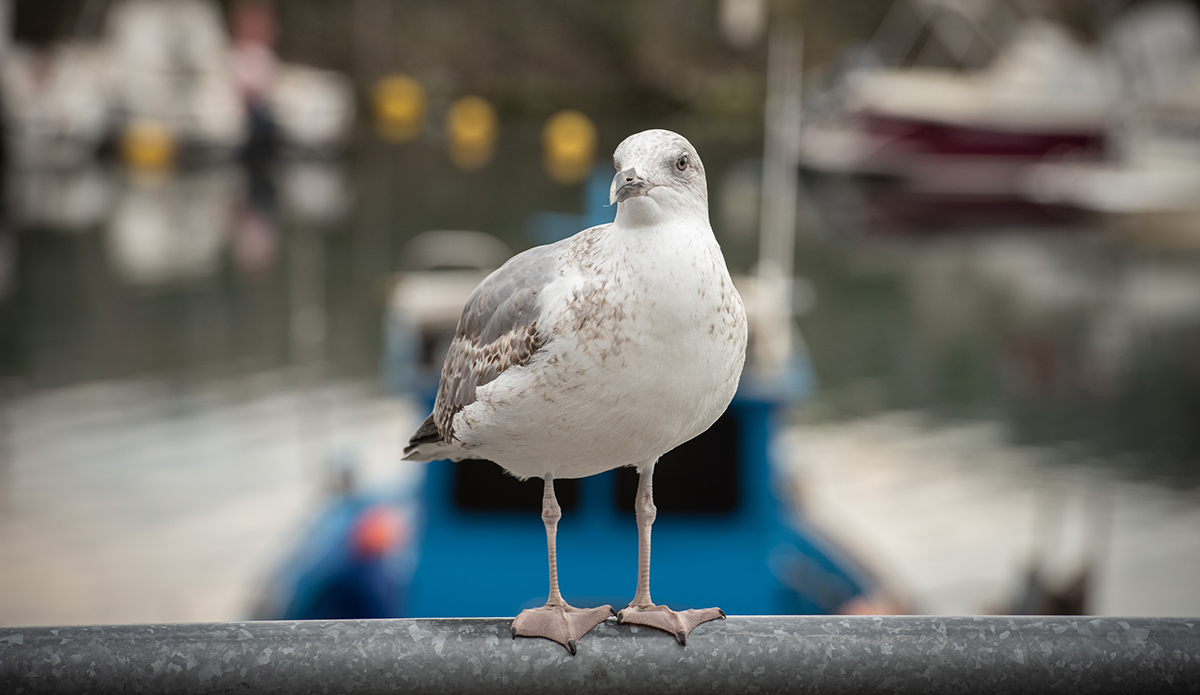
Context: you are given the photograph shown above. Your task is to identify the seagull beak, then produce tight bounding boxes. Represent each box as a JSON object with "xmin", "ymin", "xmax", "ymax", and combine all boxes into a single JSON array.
[{"xmin": 611, "ymin": 167, "xmax": 648, "ymax": 205}]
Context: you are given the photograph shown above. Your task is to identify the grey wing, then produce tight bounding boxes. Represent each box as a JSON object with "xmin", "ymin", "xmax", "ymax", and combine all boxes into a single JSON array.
[{"xmin": 426, "ymin": 240, "xmax": 566, "ymax": 444}]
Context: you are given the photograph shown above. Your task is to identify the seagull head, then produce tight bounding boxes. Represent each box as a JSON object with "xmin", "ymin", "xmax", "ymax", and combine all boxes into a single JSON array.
[{"xmin": 610, "ymin": 129, "xmax": 708, "ymax": 226}]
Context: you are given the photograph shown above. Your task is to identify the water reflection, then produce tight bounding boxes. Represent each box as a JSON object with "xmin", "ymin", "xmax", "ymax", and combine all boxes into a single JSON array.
[
  {"xmin": 795, "ymin": 222, "xmax": 1200, "ymax": 484},
  {"xmin": 7, "ymin": 166, "xmax": 115, "ymax": 230},
  {"xmin": 0, "ymin": 152, "xmax": 358, "ymax": 389},
  {"xmin": 279, "ymin": 160, "xmax": 349, "ymax": 227},
  {"xmin": 106, "ymin": 168, "xmax": 238, "ymax": 286}
]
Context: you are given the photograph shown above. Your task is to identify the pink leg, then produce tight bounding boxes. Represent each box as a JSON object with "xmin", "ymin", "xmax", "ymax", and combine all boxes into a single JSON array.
[
  {"xmin": 616, "ymin": 462, "xmax": 724, "ymax": 645},
  {"xmin": 511, "ymin": 473, "xmax": 614, "ymax": 654}
]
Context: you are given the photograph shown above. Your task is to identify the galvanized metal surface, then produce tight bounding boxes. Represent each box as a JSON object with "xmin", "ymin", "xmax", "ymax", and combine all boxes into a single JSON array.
[{"xmin": 2, "ymin": 616, "xmax": 1198, "ymax": 694}]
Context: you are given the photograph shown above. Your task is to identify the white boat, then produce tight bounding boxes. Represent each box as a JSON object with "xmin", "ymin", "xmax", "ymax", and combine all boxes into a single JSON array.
[
  {"xmin": 802, "ymin": 0, "xmax": 1200, "ymax": 222},
  {"xmin": 269, "ymin": 65, "xmax": 356, "ymax": 154},
  {"xmin": 0, "ymin": 43, "xmax": 111, "ymax": 168},
  {"xmin": 104, "ymin": 0, "xmax": 247, "ymax": 156},
  {"xmin": 802, "ymin": 13, "xmax": 1118, "ymax": 195}
]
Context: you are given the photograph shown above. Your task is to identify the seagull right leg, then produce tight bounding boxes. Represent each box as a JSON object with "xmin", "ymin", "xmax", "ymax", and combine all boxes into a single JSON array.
[
  {"xmin": 617, "ymin": 461, "xmax": 725, "ymax": 645},
  {"xmin": 512, "ymin": 473, "xmax": 614, "ymax": 655}
]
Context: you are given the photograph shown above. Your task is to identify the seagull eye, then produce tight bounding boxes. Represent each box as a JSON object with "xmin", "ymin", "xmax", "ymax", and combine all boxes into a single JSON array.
[{"xmin": 676, "ymin": 155, "xmax": 689, "ymax": 171}]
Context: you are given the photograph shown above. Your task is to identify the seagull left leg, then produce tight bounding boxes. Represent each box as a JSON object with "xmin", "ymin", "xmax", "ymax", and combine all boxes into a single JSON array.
[
  {"xmin": 616, "ymin": 462, "xmax": 725, "ymax": 645},
  {"xmin": 512, "ymin": 473, "xmax": 614, "ymax": 655}
]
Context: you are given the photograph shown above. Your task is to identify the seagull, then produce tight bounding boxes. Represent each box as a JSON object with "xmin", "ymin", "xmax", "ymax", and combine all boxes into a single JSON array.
[{"xmin": 403, "ymin": 129, "xmax": 747, "ymax": 654}]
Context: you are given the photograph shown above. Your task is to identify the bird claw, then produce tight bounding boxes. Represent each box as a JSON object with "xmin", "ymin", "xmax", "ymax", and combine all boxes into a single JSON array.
[
  {"xmin": 616, "ymin": 604, "xmax": 724, "ymax": 645},
  {"xmin": 511, "ymin": 603, "xmax": 614, "ymax": 655}
]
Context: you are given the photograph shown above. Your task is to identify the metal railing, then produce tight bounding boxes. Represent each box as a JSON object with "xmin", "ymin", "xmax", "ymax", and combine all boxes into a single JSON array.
[{"xmin": 2, "ymin": 616, "xmax": 1198, "ymax": 694}]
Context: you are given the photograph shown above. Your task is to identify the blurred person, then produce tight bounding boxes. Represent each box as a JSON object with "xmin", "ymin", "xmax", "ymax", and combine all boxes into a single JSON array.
[
  {"xmin": 228, "ymin": 0, "xmax": 281, "ymax": 277},
  {"xmin": 230, "ymin": 0, "xmax": 279, "ymax": 161},
  {"xmin": 230, "ymin": 116, "xmax": 280, "ymax": 277}
]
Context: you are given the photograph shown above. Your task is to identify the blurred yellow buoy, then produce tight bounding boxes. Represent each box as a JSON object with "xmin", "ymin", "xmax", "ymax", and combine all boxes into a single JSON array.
[
  {"xmin": 374, "ymin": 74, "xmax": 426, "ymax": 142},
  {"xmin": 446, "ymin": 95, "xmax": 497, "ymax": 171},
  {"xmin": 121, "ymin": 120, "xmax": 176, "ymax": 171},
  {"xmin": 543, "ymin": 110, "xmax": 596, "ymax": 185}
]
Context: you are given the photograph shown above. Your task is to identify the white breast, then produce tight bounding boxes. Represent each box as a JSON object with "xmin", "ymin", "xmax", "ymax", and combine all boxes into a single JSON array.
[{"xmin": 452, "ymin": 221, "xmax": 747, "ymax": 480}]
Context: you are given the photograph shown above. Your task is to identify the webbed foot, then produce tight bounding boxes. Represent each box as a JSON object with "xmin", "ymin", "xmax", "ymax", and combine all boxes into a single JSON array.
[
  {"xmin": 511, "ymin": 603, "xmax": 615, "ymax": 655},
  {"xmin": 616, "ymin": 603, "xmax": 724, "ymax": 645}
]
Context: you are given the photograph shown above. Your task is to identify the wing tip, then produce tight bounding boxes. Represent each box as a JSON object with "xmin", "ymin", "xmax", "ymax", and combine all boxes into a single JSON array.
[{"xmin": 403, "ymin": 415, "xmax": 441, "ymax": 453}]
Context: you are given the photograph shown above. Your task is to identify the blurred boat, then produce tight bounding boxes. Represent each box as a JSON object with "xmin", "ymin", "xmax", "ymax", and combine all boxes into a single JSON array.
[
  {"xmin": 268, "ymin": 65, "xmax": 356, "ymax": 155},
  {"xmin": 2, "ymin": 0, "xmax": 355, "ymax": 166},
  {"xmin": 105, "ymin": 0, "xmax": 247, "ymax": 158},
  {"xmin": 803, "ymin": 0, "xmax": 1200, "ymax": 226},
  {"xmin": 1021, "ymin": 2, "xmax": 1200, "ymax": 243},
  {"xmin": 383, "ymin": 230, "xmax": 514, "ymax": 397},
  {"xmin": 802, "ymin": 16, "xmax": 1116, "ymax": 196},
  {"xmin": 250, "ymin": 449, "xmax": 418, "ymax": 621},
  {"xmin": 0, "ymin": 43, "xmax": 111, "ymax": 168}
]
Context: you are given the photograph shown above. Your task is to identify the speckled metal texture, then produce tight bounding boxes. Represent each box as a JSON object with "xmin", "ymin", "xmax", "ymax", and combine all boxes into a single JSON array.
[{"xmin": 2, "ymin": 616, "xmax": 1198, "ymax": 694}]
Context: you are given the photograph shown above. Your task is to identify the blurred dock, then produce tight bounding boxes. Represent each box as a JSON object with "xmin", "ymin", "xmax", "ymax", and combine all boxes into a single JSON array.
[
  {"xmin": 788, "ymin": 414, "xmax": 1200, "ymax": 616},
  {"xmin": 0, "ymin": 373, "xmax": 421, "ymax": 626}
]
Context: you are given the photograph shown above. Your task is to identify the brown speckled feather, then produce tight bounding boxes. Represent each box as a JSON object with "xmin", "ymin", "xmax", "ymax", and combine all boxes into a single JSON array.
[{"xmin": 404, "ymin": 229, "xmax": 610, "ymax": 455}]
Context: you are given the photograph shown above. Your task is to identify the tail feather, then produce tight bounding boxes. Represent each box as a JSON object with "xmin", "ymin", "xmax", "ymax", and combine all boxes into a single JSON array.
[
  {"xmin": 403, "ymin": 413, "xmax": 465, "ymax": 462},
  {"xmin": 408, "ymin": 413, "xmax": 440, "ymax": 447}
]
